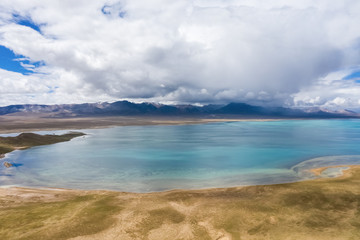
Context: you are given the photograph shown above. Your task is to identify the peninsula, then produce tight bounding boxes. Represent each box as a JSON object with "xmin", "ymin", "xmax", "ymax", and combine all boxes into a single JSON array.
[{"xmin": 0, "ymin": 132, "xmax": 85, "ymax": 158}]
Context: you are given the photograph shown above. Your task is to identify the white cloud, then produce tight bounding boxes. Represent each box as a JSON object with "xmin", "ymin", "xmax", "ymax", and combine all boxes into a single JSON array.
[
  {"xmin": 291, "ymin": 71, "xmax": 360, "ymax": 110},
  {"xmin": 0, "ymin": 0, "xmax": 360, "ymax": 108}
]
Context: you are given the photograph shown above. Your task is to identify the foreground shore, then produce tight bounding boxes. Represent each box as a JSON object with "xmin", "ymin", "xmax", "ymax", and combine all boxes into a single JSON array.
[{"xmin": 1, "ymin": 166, "xmax": 360, "ymax": 240}]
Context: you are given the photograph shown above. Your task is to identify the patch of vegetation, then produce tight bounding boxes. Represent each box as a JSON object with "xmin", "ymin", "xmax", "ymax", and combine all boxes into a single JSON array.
[
  {"xmin": 0, "ymin": 194, "xmax": 122, "ymax": 240},
  {"xmin": 0, "ymin": 145, "xmax": 13, "ymax": 155},
  {"xmin": 191, "ymin": 224, "xmax": 212, "ymax": 240},
  {"xmin": 137, "ymin": 206, "xmax": 185, "ymax": 236}
]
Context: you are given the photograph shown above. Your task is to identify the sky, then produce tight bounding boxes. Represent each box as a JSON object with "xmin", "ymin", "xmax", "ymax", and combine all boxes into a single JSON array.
[{"xmin": 0, "ymin": 0, "xmax": 360, "ymax": 109}]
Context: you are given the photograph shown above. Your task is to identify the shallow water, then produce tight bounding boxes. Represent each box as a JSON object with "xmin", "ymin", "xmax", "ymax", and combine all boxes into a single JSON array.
[{"xmin": 2, "ymin": 119, "xmax": 360, "ymax": 192}]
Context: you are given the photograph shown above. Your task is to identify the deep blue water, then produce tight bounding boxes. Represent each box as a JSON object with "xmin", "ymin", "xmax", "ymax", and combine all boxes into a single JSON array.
[{"xmin": 2, "ymin": 120, "xmax": 360, "ymax": 192}]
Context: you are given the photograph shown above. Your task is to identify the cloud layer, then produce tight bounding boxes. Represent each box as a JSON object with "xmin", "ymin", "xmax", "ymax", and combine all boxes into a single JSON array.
[{"xmin": 0, "ymin": 0, "xmax": 360, "ymax": 109}]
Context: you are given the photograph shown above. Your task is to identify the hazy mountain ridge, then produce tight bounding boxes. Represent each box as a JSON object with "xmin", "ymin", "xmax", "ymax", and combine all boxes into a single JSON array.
[{"xmin": 0, "ymin": 101, "xmax": 358, "ymax": 118}]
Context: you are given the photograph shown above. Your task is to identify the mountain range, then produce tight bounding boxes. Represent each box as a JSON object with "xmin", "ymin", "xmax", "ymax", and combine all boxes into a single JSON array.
[{"xmin": 0, "ymin": 101, "xmax": 358, "ymax": 118}]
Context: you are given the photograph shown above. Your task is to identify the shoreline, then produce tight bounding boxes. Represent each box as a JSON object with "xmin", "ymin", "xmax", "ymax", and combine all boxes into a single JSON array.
[
  {"xmin": 1, "ymin": 164, "xmax": 358, "ymax": 194},
  {"xmin": 2, "ymin": 120, "xmax": 360, "ymax": 193},
  {"xmin": 0, "ymin": 115, "xmax": 323, "ymax": 134},
  {"xmin": 3, "ymin": 119, "xmax": 360, "ymax": 193},
  {"xmin": 2, "ymin": 131, "xmax": 360, "ymax": 193}
]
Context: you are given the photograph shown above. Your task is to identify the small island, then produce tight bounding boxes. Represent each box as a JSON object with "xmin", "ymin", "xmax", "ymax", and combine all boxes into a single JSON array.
[{"xmin": 0, "ymin": 132, "xmax": 86, "ymax": 161}]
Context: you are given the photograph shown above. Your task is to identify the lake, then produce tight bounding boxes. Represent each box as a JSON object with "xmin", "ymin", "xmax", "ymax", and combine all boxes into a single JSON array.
[{"xmin": 2, "ymin": 119, "xmax": 360, "ymax": 192}]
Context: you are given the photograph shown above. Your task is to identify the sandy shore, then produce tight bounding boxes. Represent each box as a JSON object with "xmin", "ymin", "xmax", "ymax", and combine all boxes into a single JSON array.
[
  {"xmin": 309, "ymin": 165, "xmax": 359, "ymax": 177},
  {"xmin": 0, "ymin": 114, "xmax": 283, "ymax": 134},
  {"xmin": 1, "ymin": 165, "xmax": 360, "ymax": 240}
]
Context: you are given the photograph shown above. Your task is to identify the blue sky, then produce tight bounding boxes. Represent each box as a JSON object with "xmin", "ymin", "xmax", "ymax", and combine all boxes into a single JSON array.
[
  {"xmin": 0, "ymin": 45, "xmax": 44, "ymax": 74},
  {"xmin": 0, "ymin": 45, "xmax": 28, "ymax": 73},
  {"xmin": 12, "ymin": 13, "xmax": 42, "ymax": 33},
  {"xmin": 0, "ymin": 16, "xmax": 43, "ymax": 75},
  {"xmin": 0, "ymin": 0, "xmax": 360, "ymax": 109},
  {"xmin": 344, "ymin": 71, "xmax": 360, "ymax": 82}
]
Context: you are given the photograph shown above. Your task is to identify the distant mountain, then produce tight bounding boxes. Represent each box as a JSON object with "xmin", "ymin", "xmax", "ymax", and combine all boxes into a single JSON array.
[{"xmin": 0, "ymin": 101, "xmax": 358, "ymax": 118}]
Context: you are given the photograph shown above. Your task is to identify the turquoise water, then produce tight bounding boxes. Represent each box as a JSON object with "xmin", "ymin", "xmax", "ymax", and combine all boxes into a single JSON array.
[{"xmin": 2, "ymin": 120, "xmax": 360, "ymax": 192}]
